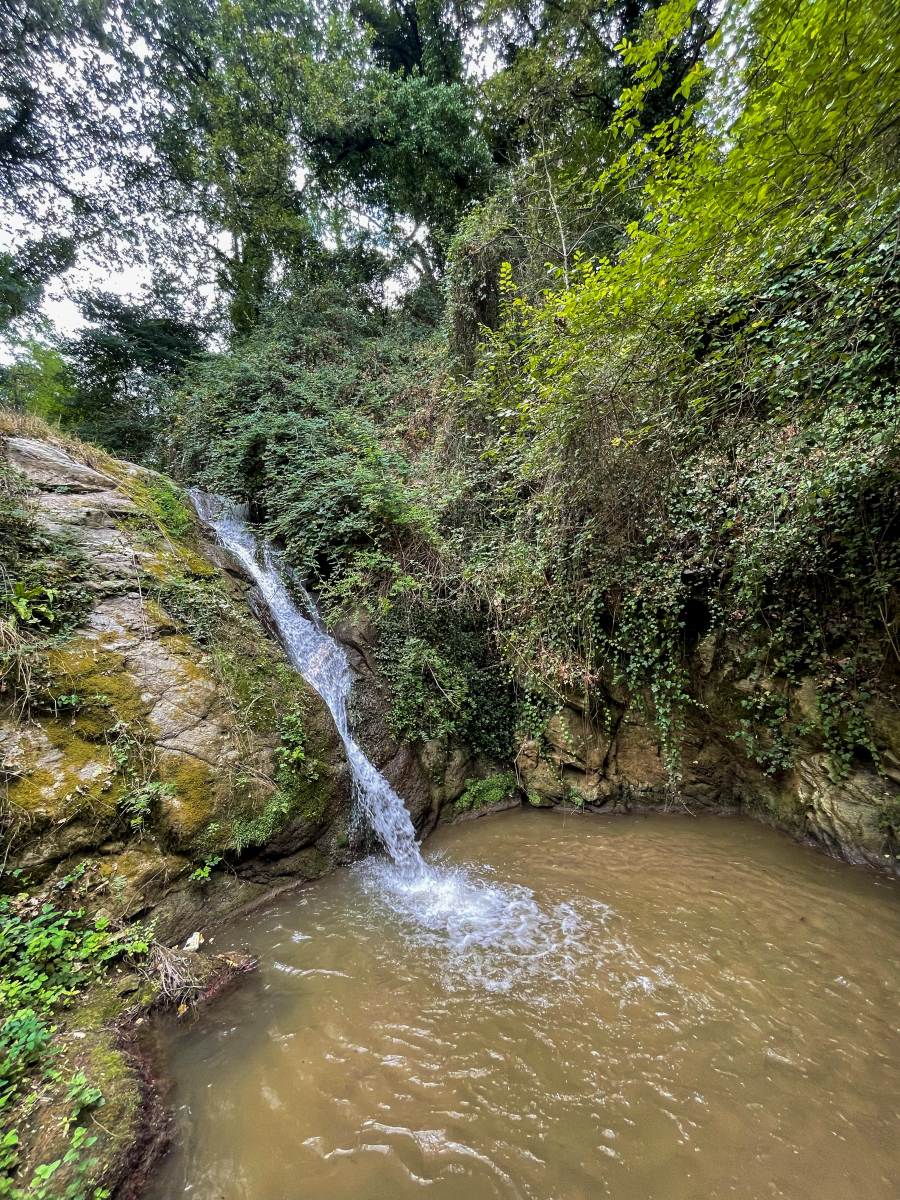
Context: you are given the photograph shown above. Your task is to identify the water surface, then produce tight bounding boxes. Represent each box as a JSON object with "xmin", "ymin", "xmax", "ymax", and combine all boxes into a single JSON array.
[{"xmin": 149, "ymin": 810, "xmax": 900, "ymax": 1200}]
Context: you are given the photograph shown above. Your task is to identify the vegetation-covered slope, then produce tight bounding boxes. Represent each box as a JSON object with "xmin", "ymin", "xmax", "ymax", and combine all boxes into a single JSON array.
[
  {"xmin": 5, "ymin": 0, "xmax": 900, "ymax": 865},
  {"xmin": 2, "ymin": 0, "xmax": 900, "ymax": 1192}
]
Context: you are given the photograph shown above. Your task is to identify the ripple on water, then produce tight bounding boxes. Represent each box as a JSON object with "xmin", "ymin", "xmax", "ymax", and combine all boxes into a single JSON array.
[
  {"xmin": 355, "ymin": 850, "xmax": 692, "ymax": 1013},
  {"xmin": 148, "ymin": 811, "xmax": 900, "ymax": 1200}
]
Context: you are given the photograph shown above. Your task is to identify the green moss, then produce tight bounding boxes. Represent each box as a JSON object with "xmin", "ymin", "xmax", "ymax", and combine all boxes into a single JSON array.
[
  {"xmin": 44, "ymin": 640, "xmax": 145, "ymax": 733},
  {"xmin": 6, "ymin": 725, "xmax": 121, "ymax": 831},
  {"xmin": 76, "ymin": 983, "xmax": 130, "ymax": 1031},
  {"xmin": 156, "ymin": 757, "xmax": 217, "ymax": 845}
]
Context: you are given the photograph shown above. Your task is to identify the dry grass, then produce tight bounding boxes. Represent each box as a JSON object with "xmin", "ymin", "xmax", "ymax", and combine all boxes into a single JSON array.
[
  {"xmin": 0, "ymin": 407, "xmax": 114, "ymax": 473},
  {"xmin": 0, "ymin": 407, "xmax": 63, "ymax": 441}
]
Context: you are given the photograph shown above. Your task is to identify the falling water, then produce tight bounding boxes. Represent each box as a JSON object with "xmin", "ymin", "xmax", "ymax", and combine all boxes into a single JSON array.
[
  {"xmin": 191, "ymin": 492, "xmax": 583, "ymax": 990},
  {"xmin": 190, "ymin": 491, "xmax": 427, "ymax": 882}
]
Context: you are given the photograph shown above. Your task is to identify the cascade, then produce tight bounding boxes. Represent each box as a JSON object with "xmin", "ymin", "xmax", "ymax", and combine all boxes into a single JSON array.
[
  {"xmin": 191, "ymin": 491, "xmax": 580, "ymax": 992},
  {"xmin": 190, "ymin": 491, "xmax": 428, "ymax": 883}
]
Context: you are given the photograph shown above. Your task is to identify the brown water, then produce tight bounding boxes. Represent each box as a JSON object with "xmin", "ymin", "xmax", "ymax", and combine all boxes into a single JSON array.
[{"xmin": 148, "ymin": 810, "xmax": 900, "ymax": 1200}]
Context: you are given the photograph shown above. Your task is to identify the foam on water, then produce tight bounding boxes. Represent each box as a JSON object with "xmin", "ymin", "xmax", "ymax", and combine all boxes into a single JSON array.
[
  {"xmin": 357, "ymin": 855, "xmax": 589, "ymax": 994},
  {"xmin": 191, "ymin": 491, "xmax": 580, "ymax": 989}
]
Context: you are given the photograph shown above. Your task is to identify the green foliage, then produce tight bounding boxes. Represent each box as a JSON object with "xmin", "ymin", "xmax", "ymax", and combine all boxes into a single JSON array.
[
  {"xmin": 119, "ymin": 781, "xmax": 175, "ymax": 832},
  {"xmin": 5, "ymin": 0, "xmax": 892, "ymax": 806},
  {"xmin": 172, "ymin": 286, "xmax": 439, "ymax": 576},
  {"xmin": 105, "ymin": 721, "xmax": 174, "ymax": 831},
  {"xmin": 229, "ymin": 791, "xmax": 293, "ymax": 855},
  {"xmin": 275, "ymin": 706, "xmax": 310, "ymax": 776},
  {"xmin": 0, "ymin": 892, "xmax": 147, "ymax": 1019},
  {"xmin": 448, "ymin": 0, "xmax": 900, "ymax": 777},
  {"xmin": 154, "ymin": 0, "xmax": 900, "ymax": 797},
  {"xmin": 454, "ymin": 772, "xmax": 517, "ymax": 812},
  {"xmin": 0, "ymin": 341, "xmax": 73, "ymax": 419},
  {"xmin": 230, "ymin": 703, "xmax": 321, "ymax": 854},
  {"xmin": 479, "ymin": 0, "xmax": 710, "ymax": 166},
  {"xmin": 1, "ymin": 585, "xmax": 58, "ymax": 630},
  {"xmin": 188, "ymin": 856, "xmax": 223, "ymax": 884},
  {"xmin": 0, "ymin": 460, "xmax": 93, "ymax": 705},
  {"xmin": 129, "ymin": 0, "xmax": 490, "ymax": 332},
  {"xmin": 0, "ymin": 878, "xmax": 147, "ymax": 1200},
  {"xmin": 376, "ymin": 605, "xmax": 519, "ymax": 758},
  {"xmin": 56, "ymin": 292, "xmax": 205, "ymax": 462},
  {"xmin": 142, "ymin": 480, "xmax": 195, "ymax": 542}
]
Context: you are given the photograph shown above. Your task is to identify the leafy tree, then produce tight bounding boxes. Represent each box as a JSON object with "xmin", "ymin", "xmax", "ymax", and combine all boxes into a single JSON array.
[
  {"xmin": 58, "ymin": 291, "xmax": 206, "ymax": 460},
  {"xmin": 352, "ymin": 0, "xmax": 467, "ymax": 84},
  {"xmin": 0, "ymin": 0, "xmax": 145, "ymax": 329},
  {"xmin": 0, "ymin": 238, "xmax": 74, "ymax": 332},
  {"xmin": 132, "ymin": 0, "xmax": 491, "ymax": 333},
  {"xmin": 480, "ymin": 0, "xmax": 714, "ymax": 167},
  {"xmin": 0, "ymin": 336, "xmax": 73, "ymax": 417},
  {"xmin": 0, "ymin": 0, "xmax": 130, "ymax": 214},
  {"xmin": 451, "ymin": 0, "xmax": 900, "ymax": 772}
]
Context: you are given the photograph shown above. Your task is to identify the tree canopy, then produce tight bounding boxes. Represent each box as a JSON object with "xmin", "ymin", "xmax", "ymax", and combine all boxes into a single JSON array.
[{"xmin": 2, "ymin": 0, "xmax": 899, "ymax": 791}]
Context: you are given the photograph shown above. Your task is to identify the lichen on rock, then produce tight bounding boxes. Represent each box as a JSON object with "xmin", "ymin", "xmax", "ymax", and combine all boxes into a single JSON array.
[{"xmin": 1, "ymin": 430, "xmax": 350, "ymax": 936}]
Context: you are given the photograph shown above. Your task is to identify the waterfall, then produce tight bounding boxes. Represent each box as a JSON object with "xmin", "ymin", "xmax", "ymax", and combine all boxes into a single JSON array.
[
  {"xmin": 191, "ymin": 491, "xmax": 583, "ymax": 992},
  {"xmin": 190, "ymin": 491, "xmax": 428, "ymax": 883}
]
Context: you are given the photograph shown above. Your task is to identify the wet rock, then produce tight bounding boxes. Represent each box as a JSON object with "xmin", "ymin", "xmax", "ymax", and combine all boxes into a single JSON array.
[
  {"xmin": 3, "ymin": 433, "xmax": 348, "ymax": 938},
  {"xmin": 113, "ymin": 974, "xmax": 142, "ymax": 996},
  {"xmin": 257, "ymin": 811, "xmax": 322, "ymax": 858},
  {"xmin": 794, "ymin": 755, "xmax": 895, "ymax": 867},
  {"xmin": 146, "ymin": 875, "xmax": 272, "ymax": 946}
]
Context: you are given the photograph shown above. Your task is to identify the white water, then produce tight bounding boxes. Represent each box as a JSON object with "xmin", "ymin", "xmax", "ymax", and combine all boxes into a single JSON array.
[
  {"xmin": 191, "ymin": 490, "xmax": 427, "ymax": 881},
  {"xmin": 191, "ymin": 492, "xmax": 581, "ymax": 989}
]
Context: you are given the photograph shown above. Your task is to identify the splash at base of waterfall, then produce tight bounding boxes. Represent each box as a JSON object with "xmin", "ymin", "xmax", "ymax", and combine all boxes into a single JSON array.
[
  {"xmin": 191, "ymin": 490, "xmax": 582, "ymax": 989},
  {"xmin": 356, "ymin": 855, "xmax": 590, "ymax": 995}
]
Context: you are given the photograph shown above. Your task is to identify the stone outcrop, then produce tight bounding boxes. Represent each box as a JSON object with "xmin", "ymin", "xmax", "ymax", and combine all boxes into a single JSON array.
[
  {"xmin": 512, "ymin": 663, "xmax": 900, "ymax": 873},
  {"xmin": 333, "ymin": 608, "xmax": 505, "ymax": 835},
  {"xmin": 330, "ymin": 601, "xmax": 900, "ymax": 870},
  {"xmin": 1, "ymin": 435, "xmax": 351, "ymax": 943}
]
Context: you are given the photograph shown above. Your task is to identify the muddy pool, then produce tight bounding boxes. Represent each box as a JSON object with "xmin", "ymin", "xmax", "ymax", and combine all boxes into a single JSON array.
[{"xmin": 147, "ymin": 809, "xmax": 900, "ymax": 1200}]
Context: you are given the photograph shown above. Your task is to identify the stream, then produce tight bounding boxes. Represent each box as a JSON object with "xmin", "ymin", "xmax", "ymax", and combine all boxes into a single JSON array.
[{"xmin": 149, "ymin": 498, "xmax": 900, "ymax": 1199}]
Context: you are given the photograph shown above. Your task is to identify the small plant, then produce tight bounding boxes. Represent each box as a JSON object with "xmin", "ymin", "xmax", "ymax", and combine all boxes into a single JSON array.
[
  {"xmin": 106, "ymin": 721, "xmax": 174, "ymax": 832},
  {"xmin": 230, "ymin": 791, "xmax": 293, "ymax": 855},
  {"xmin": 274, "ymin": 707, "xmax": 311, "ymax": 778},
  {"xmin": 188, "ymin": 856, "xmax": 223, "ymax": 884},
  {"xmin": 731, "ymin": 688, "xmax": 796, "ymax": 775},
  {"xmin": 119, "ymin": 780, "xmax": 175, "ymax": 831},
  {"xmin": 1, "ymin": 583, "xmax": 58, "ymax": 629},
  {"xmin": 454, "ymin": 772, "xmax": 517, "ymax": 813}
]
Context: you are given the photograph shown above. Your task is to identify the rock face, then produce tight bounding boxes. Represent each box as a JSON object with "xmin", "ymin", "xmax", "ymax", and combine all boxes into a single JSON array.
[
  {"xmin": 511, "ymin": 668, "xmax": 900, "ymax": 874},
  {"xmin": 1, "ymin": 435, "xmax": 351, "ymax": 943},
  {"xmin": 330, "ymin": 601, "xmax": 900, "ymax": 871},
  {"xmin": 332, "ymin": 609, "xmax": 505, "ymax": 836},
  {"xmin": 4, "ymin": 428, "xmax": 897, "ymax": 929}
]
